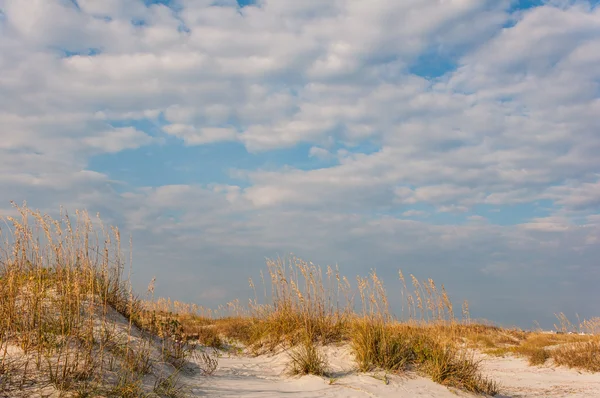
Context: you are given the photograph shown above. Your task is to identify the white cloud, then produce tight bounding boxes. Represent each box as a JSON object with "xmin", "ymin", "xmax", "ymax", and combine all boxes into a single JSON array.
[
  {"xmin": 437, "ymin": 205, "xmax": 469, "ymax": 213},
  {"xmin": 163, "ymin": 124, "xmax": 238, "ymax": 145},
  {"xmin": 308, "ymin": 146, "xmax": 331, "ymax": 159},
  {"xmin": 1, "ymin": 0, "xmax": 600, "ymax": 325},
  {"xmin": 83, "ymin": 127, "xmax": 155, "ymax": 153},
  {"xmin": 547, "ymin": 179, "xmax": 600, "ymax": 210},
  {"xmin": 520, "ymin": 216, "xmax": 573, "ymax": 232},
  {"xmin": 401, "ymin": 210, "xmax": 427, "ymax": 217},
  {"xmin": 468, "ymin": 215, "xmax": 488, "ymax": 223}
]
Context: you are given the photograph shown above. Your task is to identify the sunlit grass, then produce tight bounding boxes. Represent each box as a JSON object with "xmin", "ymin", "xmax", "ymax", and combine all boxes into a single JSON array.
[
  {"xmin": 3, "ymin": 203, "xmax": 598, "ymax": 398},
  {"xmin": 0, "ymin": 203, "xmax": 213, "ymax": 397}
]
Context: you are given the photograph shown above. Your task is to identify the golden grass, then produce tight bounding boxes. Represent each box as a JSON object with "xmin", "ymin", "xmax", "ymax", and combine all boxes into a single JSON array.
[
  {"xmin": 350, "ymin": 272, "xmax": 498, "ymax": 395},
  {"xmin": 351, "ymin": 319, "xmax": 414, "ymax": 372},
  {"xmin": 246, "ymin": 257, "xmax": 352, "ymax": 350},
  {"xmin": 0, "ymin": 203, "xmax": 213, "ymax": 397},
  {"xmin": 552, "ymin": 340, "xmax": 600, "ymax": 372},
  {"xmin": 213, "ymin": 317, "xmax": 256, "ymax": 346},
  {"xmin": 155, "ymin": 254, "xmax": 599, "ymax": 394},
  {"xmin": 4, "ymin": 203, "xmax": 597, "ymax": 397},
  {"xmin": 286, "ymin": 339, "xmax": 329, "ymax": 377},
  {"xmin": 153, "ymin": 256, "xmax": 501, "ymax": 395},
  {"xmin": 460, "ymin": 321, "xmax": 599, "ymax": 371}
]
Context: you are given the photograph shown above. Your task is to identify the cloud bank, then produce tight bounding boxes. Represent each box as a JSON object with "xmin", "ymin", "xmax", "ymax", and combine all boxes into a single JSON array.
[{"xmin": 1, "ymin": 0, "xmax": 599, "ymax": 327}]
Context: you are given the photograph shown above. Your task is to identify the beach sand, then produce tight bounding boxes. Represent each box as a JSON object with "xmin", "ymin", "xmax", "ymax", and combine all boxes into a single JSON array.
[{"xmin": 180, "ymin": 344, "xmax": 600, "ymax": 398}]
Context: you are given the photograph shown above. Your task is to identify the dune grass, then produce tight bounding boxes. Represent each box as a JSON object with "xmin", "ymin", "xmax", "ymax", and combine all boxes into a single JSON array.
[
  {"xmin": 485, "ymin": 333, "xmax": 600, "ymax": 369},
  {"xmin": 0, "ymin": 204, "xmax": 218, "ymax": 397},
  {"xmin": 2, "ymin": 204, "xmax": 598, "ymax": 397},
  {"xmin": 286, "ymin": 338, "xmax": 329, "ymax": 377},
  {"xmin": 0, "ymin": 204, "xmax": 140, "ymax": 395},
  {"xmin": 349, "ymin": 271, "xmax": 499, "ymax": 395},
  {"xmin": 552, "ymin": 340, "xmax": 600, "ymax": 372},
  {"xmin": 146, "ymin": 256, "xmax": 501, "ymax": 395},
  {"xmin": 154, "ymin": 255, "xmax": 599, "ymax": 395}
]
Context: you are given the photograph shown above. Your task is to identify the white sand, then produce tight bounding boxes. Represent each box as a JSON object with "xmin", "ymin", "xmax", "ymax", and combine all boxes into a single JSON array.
[
  {"xmin": 182, "ymin": 344, "xmax": 600, "ymax": 397},
  {"xmin": 480, "ymin": 354, "xmax": 600, "ymax": 397},
  {"xmin": 4, "ymin": 322, "xmax": 600, "ymax": 397},
  {"xmin": 184, "ymin": 345, "xmax": 475, "ymax": 397}
]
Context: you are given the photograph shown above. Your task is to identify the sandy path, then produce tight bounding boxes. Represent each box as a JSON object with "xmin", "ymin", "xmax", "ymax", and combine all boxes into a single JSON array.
[
  {"xmin": 182, "ymin": 345, "xmax": 600, "ymax": 397},
  {"xmin": 183, "ymin": 345, "xmax": 476, "ymax": 398}
]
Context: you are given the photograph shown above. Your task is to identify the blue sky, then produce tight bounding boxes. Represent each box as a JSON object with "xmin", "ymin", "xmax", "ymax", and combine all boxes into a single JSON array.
[{"xmin": 1, "ymin": 0, "xmax": 600, "ymax": 328}]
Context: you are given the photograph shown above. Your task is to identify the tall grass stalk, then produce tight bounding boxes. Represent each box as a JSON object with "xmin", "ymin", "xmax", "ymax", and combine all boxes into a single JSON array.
[{"xmin": 0, "ymin": 203, "xmax": 194, "ymax": 396}]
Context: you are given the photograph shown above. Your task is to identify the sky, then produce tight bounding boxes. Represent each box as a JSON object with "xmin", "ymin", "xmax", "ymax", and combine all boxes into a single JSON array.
[{"xmin": 0, "ymin": 0, "xmax": 599, "ymax": 328}]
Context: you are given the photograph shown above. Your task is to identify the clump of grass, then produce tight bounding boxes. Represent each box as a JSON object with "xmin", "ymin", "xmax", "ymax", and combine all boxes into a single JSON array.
[
  {"xmin": 287, "ymin": 338, "xmax": 329, "ymax": 377},
  {"xmin": 552, "ymin": 340, "xmax": 600, "ymax": 372},
  {"xmin": 195, "ymin": 348, "xmax": 219, "ymax": 375},
  {"xmin": 109, "ymin": 343, "xmax": 152, "ymax": 375},
  {"xmin": 135, "ymin": 306, "xmax": 200, "ymax": 371},
  {"xmin": 147, "ymin": 256, "xmax": 509, "ymax": 394},
  {"xmin": 349, "ymin": 270, "xmax": 499, "ymax": 395},
  {"xmin": 352, "ymin": 272, "xmax": 419, "ymax": 373},
  {"xmin": 525, "ymin": 347, "xmax": 550, "ymax": 366},
  {"xmin": 214, "ymin": 317, "xmax": 256, "ymax": 346},
  {"xmin": 193, "ymin": 326, "xmax": 223, "ymax": 349},
  {"xmin": 137, "ymin": 255, "xmax": 506, "ymax": 395},
  {"xmin": 351, "ymin": 321, "xmax": 499, "ymax": 394},
  {"xmin": 46, "ymin": 350, "xmax": 97, "ymax": 392},
  {"xmin": 162, "ymin": 336, "xmax": 196, "ymax": 370},
  {"xmin": 247, "ymin": 257, "xmax": 352, "ymax": 351},
  {"xmin": 109, "ymin": 370, "xmax": 143, "ymax": 398},
  {"xmin": 0, "ymin": 357, "xmax": 20, "ymax": 392},
  {"xmin": 153, "ymin": 372, "xmax": 187, "ymax": 398},
  {"xmin": 416, "ymin": 340, "xmax": 499, "ymax": 395},
  {"xmin": 351, "ymin": 319, "xmax": 414, "ymax": 372}
]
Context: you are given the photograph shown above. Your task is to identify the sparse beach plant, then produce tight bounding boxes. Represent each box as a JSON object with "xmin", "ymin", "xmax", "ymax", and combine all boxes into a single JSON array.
[{"xmin": 287, "ymin": 338, "xmax": 329, "ymax": 377}]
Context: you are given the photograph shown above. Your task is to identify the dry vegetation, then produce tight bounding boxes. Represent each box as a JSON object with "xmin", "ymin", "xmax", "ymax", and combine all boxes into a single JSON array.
[
  {"xmin": 1, "ymin": 204, "xmax": 598, "ymax": 397},
  {"xmin": 143, "ymin": 258, "xmax": 500, "ymax": 395},
  {"xmin": 146, "ymin": 257, "xmax": 600, "ymax": 396},
  {"xmin": 475, "ymin": 321, "xmax": 600, "ymax": 370},
  {"xmin": 0, "ymin": 204, "xmax": 218, "ymax": 397}
]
